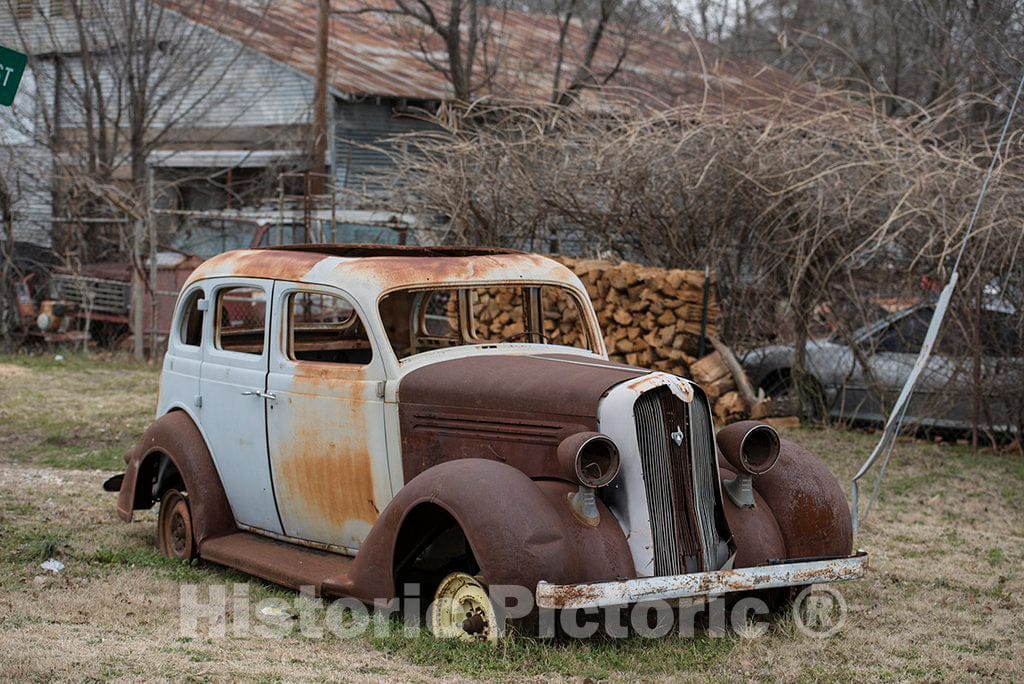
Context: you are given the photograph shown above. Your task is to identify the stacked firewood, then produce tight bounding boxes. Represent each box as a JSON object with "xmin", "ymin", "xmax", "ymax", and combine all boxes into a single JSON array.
[
  {"xmin": 463, "ymin": 256, "xmax": 774, "ymax": 423},
  {"xmin": 555, "ymin": 257, "xmax": 716, "ymax": 368},
  {"xmin": 554, "ymin": 257, "xmax": 772, "ymax": 424}
]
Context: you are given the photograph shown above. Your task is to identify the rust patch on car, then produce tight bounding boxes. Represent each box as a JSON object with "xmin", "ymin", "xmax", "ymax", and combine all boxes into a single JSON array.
[
  {"xmin": 186, "ymin": 249, "xmax": 326, "ymax": 286},
  {"xmin": 398, "ymin": 354, "xmax": 647, "ymax": 482},
  {"xmin": 542, "ymin": 582, "xmax": 603, "ymax": 607},
  {"xmin": 718, "ymin": 465, "xmax": 787, "ymax": 567},
  {"xmin": 753, "ymin": 439, "xmax": 854, "ymax": 559},
  {"xmin": 185, "ymin": 249, "xmax": 585, "ymax": 304},
  {"xmin": 268, "ymin": 365, "xmax": 381, "ymax": 549},
  {"xmin": 342, "ymin": 252, "xmax": 577, "ymax": 289}
]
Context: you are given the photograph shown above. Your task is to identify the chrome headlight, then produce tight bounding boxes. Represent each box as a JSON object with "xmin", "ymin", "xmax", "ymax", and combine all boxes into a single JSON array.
[{"xmin": 558, "ymin": 431, "xmax": 620, "ymax": 488}]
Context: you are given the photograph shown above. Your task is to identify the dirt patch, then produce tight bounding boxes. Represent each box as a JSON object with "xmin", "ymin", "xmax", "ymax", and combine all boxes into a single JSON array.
[
  {"xmin": 0, "ymin": 460, "xmax": 461, "ymax": 683},
  {"xmin": 0, "ymin": 363, "xmax": 30, "ymax": 377}
]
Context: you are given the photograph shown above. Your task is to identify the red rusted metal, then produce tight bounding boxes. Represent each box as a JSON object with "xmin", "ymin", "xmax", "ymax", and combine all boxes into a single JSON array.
[
  {"xmin": 118, "ymin": 411, "xmax": 236, "ymax": 546},
  {"xmin": 160, "ymin": 0, "xmax": 825, "ymax": 113},
  {"xmin": 113, "ymin": 244, "xmax": 859, "ymax": 621},
  {"xmin": 752, "ymin": 439, "xmax": 855, "ymax": 559},
  {"xmin": 334, "ymin": 458, "xmax": 636, "ymax": 603},
  {"xmin": 183, "ymin": 247, "xmax": 575, "ymax": 295},
  {"xmin": 716, "ymin": 420, "xmax": 780, "ymax": 475},
  {"xmin": 268, "ymin": 360, "xmax": 382, "ymax": 550},
  {"xmin": 536, "ymin": 551, "xmax": 868, "ymax": 610},
  {"xmin": 718, "ymin": 464, "xmax": 788, "ymax": 567},
  {"xmin": 398, "ymin": 353, "xmax": 644, "ymax": 481},
  {"xmin": 201, "ymin": 532, "xmax": 354, "ymax": 594},
  {"xmin": 265, "ymin": 244, "xmax": 523, "ymax": 258}
]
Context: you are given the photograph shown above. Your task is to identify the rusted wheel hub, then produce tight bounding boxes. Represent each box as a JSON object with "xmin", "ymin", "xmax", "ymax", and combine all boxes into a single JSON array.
[
  {"xmin": 429, "ymin": 572, "xmax": 498, "ymax": 642},
  {"xmin": 157, "ymin": 489, "xmax": 196, "ymax": 560}
]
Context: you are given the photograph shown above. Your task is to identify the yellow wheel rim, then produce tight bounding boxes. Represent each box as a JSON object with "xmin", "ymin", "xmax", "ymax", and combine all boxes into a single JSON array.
[{"xmin": 429, "ymin": 572, "xmax": 499, "ymax": 642}]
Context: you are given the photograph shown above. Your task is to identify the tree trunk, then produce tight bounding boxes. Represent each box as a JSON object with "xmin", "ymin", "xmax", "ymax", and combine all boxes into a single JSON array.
[{"xmin": 132, "ymin": 216, "xmax": 145, "ymax": 361}]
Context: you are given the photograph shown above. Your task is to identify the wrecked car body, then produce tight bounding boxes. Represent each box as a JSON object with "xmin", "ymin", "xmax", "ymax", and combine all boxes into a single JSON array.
[
  {"xmin": 112, "ymin": 244, "xmax": 865, "ymax": 639},
  {"xmin": 742, "ymin": 301, "xmax": 1024, "ymax": 434}
]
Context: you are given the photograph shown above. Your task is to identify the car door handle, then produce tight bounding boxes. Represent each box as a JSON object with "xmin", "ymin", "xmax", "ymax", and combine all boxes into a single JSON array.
[{"xmin": 241, "ymin": 390, "xmax": 277, "ymax": 400}]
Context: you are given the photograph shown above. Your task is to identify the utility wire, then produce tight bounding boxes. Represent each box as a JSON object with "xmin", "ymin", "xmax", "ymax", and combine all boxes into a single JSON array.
[{"xmin": 851, "ymin": 68, "xmax": 1024, "ymax": 532}]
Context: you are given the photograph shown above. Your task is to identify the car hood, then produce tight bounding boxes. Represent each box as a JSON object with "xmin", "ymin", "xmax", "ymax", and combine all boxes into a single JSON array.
[
  {"xmin": 396, "ymin": 353, "xmax": 649, "ymax": 482},
  {"xmin": 743, "ymin": 338, "xmax": 848, "ymax": 362},
  {"xmin": 398, "ymin": 352, "xmax": 648, "ymax": 420}
]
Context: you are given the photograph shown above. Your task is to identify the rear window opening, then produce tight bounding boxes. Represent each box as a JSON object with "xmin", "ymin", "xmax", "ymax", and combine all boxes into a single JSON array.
[{"xmin": 216, "ymin": 286, "xmax": 267, "ymax": 355}]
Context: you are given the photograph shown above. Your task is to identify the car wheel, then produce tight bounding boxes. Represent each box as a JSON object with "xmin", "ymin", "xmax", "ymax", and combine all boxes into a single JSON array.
[
  {"xmin": 429, "ymin": 571, "xmax": 499, "ymax": 642},
  {"xmin": 157, "ymin": 489, "xmax": 197, "ymax": 560},
  {"xmin": 761, "ymin": 371, "xmax": 796, "ymax": 415},
  {"xmin": 762, "ymin": 370, "xmax": 826, "ymax": 420}
]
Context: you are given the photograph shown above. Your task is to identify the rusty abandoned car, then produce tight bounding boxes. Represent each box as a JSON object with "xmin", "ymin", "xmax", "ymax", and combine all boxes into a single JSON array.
[{"xmin": 109, "ymin": 244, "xmax": 866, "ymax": 640}]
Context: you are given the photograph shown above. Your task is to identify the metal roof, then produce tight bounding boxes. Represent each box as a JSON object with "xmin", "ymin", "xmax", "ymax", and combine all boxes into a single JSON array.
[
  {"xmin": 148, "ymin": 149, "xmax": 303, "ymax": 168},
  {"xmin": 162, "ymin": 0, "xmax": 820, "ymax": 111}
]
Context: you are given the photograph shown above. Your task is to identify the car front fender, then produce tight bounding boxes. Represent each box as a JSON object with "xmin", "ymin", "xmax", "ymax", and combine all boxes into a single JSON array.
[
  {"xmin": 334, "ymin": 458, "xmax": 636, "ymax": 603},
  {"xmin": 719, "ymin": 438, "xmax": 853, "ymax": 566}
]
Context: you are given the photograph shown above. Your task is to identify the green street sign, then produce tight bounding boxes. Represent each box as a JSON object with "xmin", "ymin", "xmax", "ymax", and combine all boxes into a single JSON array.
[{"xmin": 0, "ymin": 44, "xmax": 28, "ymax": 107}]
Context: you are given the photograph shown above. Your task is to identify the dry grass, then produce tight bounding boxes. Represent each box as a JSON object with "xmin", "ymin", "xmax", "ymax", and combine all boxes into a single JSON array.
[{"xmin": 0, "ymin": 355, "xmax": 1022, "ymax": 681}]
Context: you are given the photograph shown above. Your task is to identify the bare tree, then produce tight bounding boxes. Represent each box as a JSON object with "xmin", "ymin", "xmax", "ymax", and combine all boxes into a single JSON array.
[
  {"xmin": 337, "ymin": 0, "xmax": 509, "ymax": 102},
  {"xmin": 382, "ymin": 95, "xmax": 1024, "ymax": 428},
  {"xmin": 3, "ymin": 0, "xmax": 276, "ymax": 357},
  {"xmin": 549, "ymin": 0, "xmax": 641, "ymax": 105},
  {"xmin": 0, "ymin": 167, "xmax": 15, "ymax": 349},
  {"xmin": 338, "ymin": 0, "xmax": 648, "ymax": 105},
  {"xmin": 5, "ymin": 0, "xmax": 255, "ymax": 216},
  {"xmin": 678, "ymin": 0, "xmax": 1024, "ymax": 136}
]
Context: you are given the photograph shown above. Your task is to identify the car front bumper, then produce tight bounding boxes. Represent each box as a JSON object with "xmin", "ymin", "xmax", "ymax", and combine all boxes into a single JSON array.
[{"xmin": 535, "ymin": 551, "xmax": 868, "ymax": 610}]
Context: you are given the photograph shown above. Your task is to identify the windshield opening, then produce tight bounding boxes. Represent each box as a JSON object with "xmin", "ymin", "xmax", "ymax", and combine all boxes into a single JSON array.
[{"xmin": 379, "ymin": 284, "xmax": 593, "ymax": 360}]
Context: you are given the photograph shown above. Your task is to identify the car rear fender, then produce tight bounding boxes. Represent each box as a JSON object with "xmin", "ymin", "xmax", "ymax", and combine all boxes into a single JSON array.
[{"xmin": 117, "ymin": 410, "xmax": 236, "ymax": 546}]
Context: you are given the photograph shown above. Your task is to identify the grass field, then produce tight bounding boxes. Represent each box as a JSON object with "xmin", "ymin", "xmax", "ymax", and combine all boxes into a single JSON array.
[{"xmin": 0, "ymin": 353, "xmax": 1022, "ymax": 681}]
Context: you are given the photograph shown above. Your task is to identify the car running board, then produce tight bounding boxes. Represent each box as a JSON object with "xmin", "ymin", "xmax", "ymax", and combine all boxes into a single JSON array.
[{"xmin": 199, "ymin": 531, "xmax": 353, "ymax": 596}]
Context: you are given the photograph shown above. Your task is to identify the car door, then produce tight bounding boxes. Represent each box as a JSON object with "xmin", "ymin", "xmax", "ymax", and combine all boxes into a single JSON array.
[
  {"xmin": 265, "ymin": 283, "xmax": 391, "ymax": 552},
  {"xmin": 966, "ymin": 309, "xmax": 1023, "ymax": 433},
  {"xmin": 849, "ymin": 307, "xmax": 965, "ymax": 426},
  {"xmin": 199, "ymin": 278, "xmax": 283, "ymax": 534}
]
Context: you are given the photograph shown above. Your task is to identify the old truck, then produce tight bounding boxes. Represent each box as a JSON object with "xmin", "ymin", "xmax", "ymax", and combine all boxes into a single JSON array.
[
  {"xmin": 21, "ymin": 213, "xmax": 411, "ymax": 348},
  {"xmin": 110, "ymin": 244, "xmax": 865, "ymax": 639}
]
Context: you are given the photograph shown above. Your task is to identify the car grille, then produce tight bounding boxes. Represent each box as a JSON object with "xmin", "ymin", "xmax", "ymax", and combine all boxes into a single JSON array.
[
  {"xmin": 51, "ymin": 274, "xmax": 130, "ymax": 314},
  {"xmin": 634, "ymin": 386, "xmax": 727, "ymax": 575}
]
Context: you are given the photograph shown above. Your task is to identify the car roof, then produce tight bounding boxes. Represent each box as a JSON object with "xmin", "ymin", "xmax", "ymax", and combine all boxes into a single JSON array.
[
  {"xmin": 183, "ymin": 245, "xmax": 584, "ymax": 301},
  {"xmin": 255, "ymin": 243, "xmax": 524, "ymax": 258}
]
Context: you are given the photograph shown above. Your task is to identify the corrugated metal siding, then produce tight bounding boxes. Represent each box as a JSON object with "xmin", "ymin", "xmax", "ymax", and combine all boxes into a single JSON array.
[
  {"xmin": 0, "ymin": 7, "xmax": 83, "ymax": 55},
  {"xmin": 44, "ymin": 26, "xmax": 311, "ymax": 131},
  {"xmin": 0, "ymin": 4, "xmax": 313, "ymax": 133},
  {"xmin": 164, "ymin": 0, "xmax": 826, "ymax": 112},
  {"xmin": 0, "ymin": 145, "xmax": 53, "ymax": 248},
  {"xmin": 334, "ymin": 102, "xmax": 437, "ymax": 194},
  {"xmin": 1, "ymin": 2, "xmax": 311, "ymax": 250},
  {"xmin": 167, "ymin": 21, "xmax": 313, "ymax": 130}
]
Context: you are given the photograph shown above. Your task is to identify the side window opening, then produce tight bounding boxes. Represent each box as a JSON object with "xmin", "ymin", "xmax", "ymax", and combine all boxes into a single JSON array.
[
  {"xmin": 179, "ymin": 290, "xmax": 205, "ymax": 347},
  {"xmin": 289, "ymin": 291, "xmax": 373, "ymax": 365},
  {"xmin": 216, "ymin": 286, "xmax": 267, "ymax": 355},
  {"xmin": 874, "ymin": 308, "xmax": 933, "ymax": 354}
]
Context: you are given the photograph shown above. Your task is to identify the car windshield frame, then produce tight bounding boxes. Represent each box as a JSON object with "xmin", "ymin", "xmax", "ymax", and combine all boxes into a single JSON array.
[{"xmin": 377, "ymin": 282, "xmax": 597, "ymax": 361}]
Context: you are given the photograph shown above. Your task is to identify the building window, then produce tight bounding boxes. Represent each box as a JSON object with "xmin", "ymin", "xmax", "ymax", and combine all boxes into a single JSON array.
[
  {"xmin": 16, "ymin": 0, "xmax": 35, "ymax": 20},
  {"xmin": 49, "ymin": 0, "xmax": 66, "ymax": 18}
]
